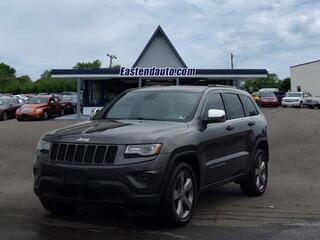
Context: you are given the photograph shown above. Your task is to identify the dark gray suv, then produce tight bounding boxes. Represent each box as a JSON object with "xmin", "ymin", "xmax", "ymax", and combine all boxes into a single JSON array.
[{"xmin": 33, "ymin": 86, "xmax": 269, "ymax": 226}]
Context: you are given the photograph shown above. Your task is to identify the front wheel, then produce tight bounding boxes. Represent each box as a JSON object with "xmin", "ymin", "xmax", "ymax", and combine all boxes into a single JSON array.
[
  {"xmin": 240, "ymin": 149, "xmax": 268, "ymax": 196},
  {"xmin": 300, "ymin": 101, "xmax": 304, "ymax": 108},
  {"xmin": 1, "ymin": 111, "xmax": 8, "ymax": 121},
  {"xmin": 43, "ymin": 111, "xmax": 49, "ymax": 120},
  {"xmin": 160, "ymin": 162, "xmax": 197, "ymax": 227}
]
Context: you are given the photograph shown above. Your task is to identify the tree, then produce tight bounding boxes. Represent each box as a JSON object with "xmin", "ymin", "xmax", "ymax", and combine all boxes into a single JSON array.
[
  {"xmin": 243, "ymin": 73, "xmax": 281, "ymax": 93},
  {"xmin": 109, "ymin": 64, "xmax": 121, "ymax": 69},
  {"xmin": 279, "ymin": 78, "xmax": 291, "ymax": 92},
  {"xmin": 73, "ymin": 60, "xmax": 102, "ymax": 69},
  {"xmin": 0, "ymin": 62, "xmax": 16, "ymax": 77}
]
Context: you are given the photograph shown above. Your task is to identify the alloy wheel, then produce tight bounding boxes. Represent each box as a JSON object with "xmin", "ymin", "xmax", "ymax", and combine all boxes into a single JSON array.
[
  {"xmin": 255, "ymin": 154, "xmax": 267, "ymax": 191},
  {"xmin": 173, "ymin": 171, "xmax": 194, "ymax": 219}
]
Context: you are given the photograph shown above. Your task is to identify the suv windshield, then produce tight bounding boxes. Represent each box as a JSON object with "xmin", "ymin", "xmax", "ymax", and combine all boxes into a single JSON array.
[
  {"xmin": 27, "ymin": 97, "xmax": 48, "ymax": 104},
  {"xmin": 100, "ymin": 91, "xmax": 201, "ymax": 122},
  {"xmin": 286, "ymin": 92, "xmax": 302, "ymax": 97}
]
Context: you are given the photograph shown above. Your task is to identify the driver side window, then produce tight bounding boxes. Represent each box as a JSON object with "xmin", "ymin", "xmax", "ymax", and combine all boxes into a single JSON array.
[{"xmin": 203, "ymin": 93, "xmax": 225, "ymax": 118}]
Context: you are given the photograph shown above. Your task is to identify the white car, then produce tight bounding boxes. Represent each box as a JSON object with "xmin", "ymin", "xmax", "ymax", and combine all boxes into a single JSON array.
[{"xmin": 281, "ymin": 91, "xmax": 311, "ymax": 108}]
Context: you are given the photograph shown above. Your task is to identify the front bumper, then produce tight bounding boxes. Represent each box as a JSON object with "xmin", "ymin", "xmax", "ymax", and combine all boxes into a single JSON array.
[
  {"xmin": 16, "ymin": 112, "xmax": 43, "ymax": 120},
  {"xmin": 281, "ymin": 101, "xmax": 300, "ymax": 107},
  {"xmin": 33, "ymin": 154, "xmax": 169, "ymax": 211},
  {"xmin": 260, "ymin": 101, "xmax": 279, "ymax": 107}
]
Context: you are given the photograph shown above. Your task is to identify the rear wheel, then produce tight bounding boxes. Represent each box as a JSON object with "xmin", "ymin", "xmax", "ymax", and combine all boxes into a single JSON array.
[
  {"xmin": 40, "ymin": 198, "xmax": 76, "ymax": 214},
  {"xmin": 160, "ymin": 162, "xmax": 197, "ymax": 227},
  {"xmin": 240, "ymin": 149, "xmax": 268, "ymax": 196},
  {"xmin": 1, "ymin": 111, "xmax": 8, "ymax": 121}
]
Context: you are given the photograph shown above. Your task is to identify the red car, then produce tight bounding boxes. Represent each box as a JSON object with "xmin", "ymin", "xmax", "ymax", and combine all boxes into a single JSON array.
[
  {"xmin": 258, "ymin": 92, "xmax": 280, "ymax": 107},
  {"xmin": 16, "ymin": 95, "xmax": 64, "ymax": 120}
]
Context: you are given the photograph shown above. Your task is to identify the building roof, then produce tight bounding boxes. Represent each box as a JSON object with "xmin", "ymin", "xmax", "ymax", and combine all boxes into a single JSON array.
[
  {"xmin": 132, "ymin": 25, "xmax": 187, "ymax": 68},
  {"xmin": 290, "ymin": 59, "xmax": 320, "ymax": 68}
]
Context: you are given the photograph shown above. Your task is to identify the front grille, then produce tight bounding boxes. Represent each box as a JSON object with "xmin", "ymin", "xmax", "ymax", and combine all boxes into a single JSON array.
[{"xmin": 49, "ymin": 143, "xmax": 118, "ymax": 165}]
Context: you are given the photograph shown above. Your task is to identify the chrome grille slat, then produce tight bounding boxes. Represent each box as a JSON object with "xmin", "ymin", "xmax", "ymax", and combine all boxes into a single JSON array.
[{"xmin": 49, "ymin": 143, "xmax": 117, "ymax": 165}]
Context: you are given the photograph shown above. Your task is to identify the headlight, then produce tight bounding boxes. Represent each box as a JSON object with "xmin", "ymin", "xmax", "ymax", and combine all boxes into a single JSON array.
[
  {"xmin": 35, "ymin": 108, "xmax": 43, "ymax": 113},
  {"xmin": 125, "ymin": 144, "xmax": 161, "ymax": 157},
  {"xmin": 37, "ymin": 139, "xmax": 51, "ymax": 152}
]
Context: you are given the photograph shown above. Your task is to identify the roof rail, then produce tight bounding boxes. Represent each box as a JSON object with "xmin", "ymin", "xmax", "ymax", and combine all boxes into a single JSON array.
[{"xmin": 207, "ymin": 84, "xmax": 237, "ymax": 88}]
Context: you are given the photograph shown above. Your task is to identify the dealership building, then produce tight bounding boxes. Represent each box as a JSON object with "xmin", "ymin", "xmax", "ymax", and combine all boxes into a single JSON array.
[
  {"xmin": 51, "ymin": 26, "xmax": 268, "ymax": 117},
  {"xmin": 290, "ymin": 60, "xmax": 320, "ymax": 96}
]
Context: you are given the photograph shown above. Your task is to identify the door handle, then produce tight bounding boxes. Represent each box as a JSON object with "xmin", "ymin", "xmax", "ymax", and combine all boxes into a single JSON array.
[
  {"xmin": 226, "ymin": 126, "xmax": 234, "ymax": 131},
  {"xmin": 248, "ymin": 121, "xmax": 255, "ymax": 126}
]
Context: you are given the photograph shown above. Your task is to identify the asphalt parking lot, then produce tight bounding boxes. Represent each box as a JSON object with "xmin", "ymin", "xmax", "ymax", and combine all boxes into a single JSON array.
[{"xmin": 0, "ymin": 108, "xmax": 320, "ymax": 240}]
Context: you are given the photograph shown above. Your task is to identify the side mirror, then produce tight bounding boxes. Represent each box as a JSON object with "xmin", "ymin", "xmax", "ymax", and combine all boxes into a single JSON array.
[
  {"xmin": 89, "ymin": 107, "xmax": 101, "ymax": 119},
  {"xmin": 203, "ymin": 109, "xmax": 226, "ymax": 124}
]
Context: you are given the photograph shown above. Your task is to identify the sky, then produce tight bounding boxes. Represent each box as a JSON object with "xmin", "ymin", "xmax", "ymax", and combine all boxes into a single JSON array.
[{"xmin": 0, "ymin": 0, "xmax": 319, "ymax": 80}]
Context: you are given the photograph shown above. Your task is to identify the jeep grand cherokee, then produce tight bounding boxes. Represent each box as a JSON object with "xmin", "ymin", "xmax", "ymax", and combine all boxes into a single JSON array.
[{"xmin": 33, "ymin": 86, "xmax": 269, "ymax": 227}]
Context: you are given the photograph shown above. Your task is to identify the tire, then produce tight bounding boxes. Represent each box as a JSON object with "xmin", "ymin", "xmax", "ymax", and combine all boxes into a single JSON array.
[
  {"xmin": 43, "ymin": 111, "xmax": 49, "ymax": 120},
  {"xmin": 40, "ymin": 198, "xmax": 76, "ymax": 214},
  {"xmin": 240, "ymin": 149, "xmax": 268, "ymax": 196},
  {"xmin": 300, "ymin": 101, "xmax": 304, "ymax": 108},
  {"xmin": 160, "ymin": 162, "xmax": 197, "ymax": 227},
  {"xmin": 308, "ymin": 106, "xmax": 315, "ymax": 109},
  {"xmin": 282, "ymin": 105, "xmax": 287, "ymax": 108},
  {"xmin": 1, "ymin": 111, "xmax": 8, "ymax": 121}
]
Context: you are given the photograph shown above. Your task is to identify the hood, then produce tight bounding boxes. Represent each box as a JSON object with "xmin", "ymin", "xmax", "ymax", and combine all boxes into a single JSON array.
[
  {"xmin": 44, "ymin": 119, "xmax": 188, "ymax": 144},
  {"xmin": 21, "ymin": 104, "xmax": 47, "ymax": 109}
]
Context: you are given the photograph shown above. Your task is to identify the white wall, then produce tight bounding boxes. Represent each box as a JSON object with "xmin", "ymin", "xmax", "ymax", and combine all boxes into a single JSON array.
[
  {"xmin": 290, "ymin": 61, "xmax": 320, "ymax": 96},
  {"xmin": 135, "ymin": 32, "xmax": 185, "ymax": 68}
]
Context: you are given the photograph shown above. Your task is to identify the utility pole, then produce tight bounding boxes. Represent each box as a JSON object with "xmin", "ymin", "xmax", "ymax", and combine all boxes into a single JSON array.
[
  {"xmin": 107, "ymin": 53, "xmax": 117, "ymax": 68},
  {"xmin": 230, "ymin": 53, "xmax": 234, "ymax": 69}
]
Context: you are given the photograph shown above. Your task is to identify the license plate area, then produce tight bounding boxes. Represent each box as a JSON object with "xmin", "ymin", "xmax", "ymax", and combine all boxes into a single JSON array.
[{"xmin": 63, "ymin": 168, "xmax": 87, "ymax": 185}]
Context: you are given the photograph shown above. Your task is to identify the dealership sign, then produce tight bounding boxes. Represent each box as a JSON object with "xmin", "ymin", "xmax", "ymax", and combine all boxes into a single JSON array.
[{"xmin": 120, "ymin": 67, "xmax": 196, "ymax": 77}]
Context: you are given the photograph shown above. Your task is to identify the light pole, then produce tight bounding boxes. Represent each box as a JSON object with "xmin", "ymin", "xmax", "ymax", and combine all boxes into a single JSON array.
[
  {"xmin": 107, "ymin": 53, "xmax": 117, "ymax": 68},
  {"xmin": 230, "ymin": 53, "xmax": 234, "ymax": 69}
]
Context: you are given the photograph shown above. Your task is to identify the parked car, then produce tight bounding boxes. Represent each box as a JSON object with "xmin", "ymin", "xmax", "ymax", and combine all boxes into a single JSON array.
[
  {"xmin": 259, "ymin": 88, "xmax": 279, "ymax": 93},
  {"xmin": 16, "ymin": 95, "xmax": 63, "ymax": 121},
  {"xmin": 303, "ymin": 95, "xmax": 320, "ymax": 109},
  {"xmin": 258, "ymin": 92, "xmax": 280, "ymax": 107},
  {"xmin": 0, "ymin": 97, "xmax": 22, "ymax": 121},
  {"xmin": 60, "ymin": 94, "xmax": 77, "ymax": 114},
  {"xmin": 281, "ymin": 91, "xmax": 311, "ymax": 108},
  {"xmin": 33, "ymin": 86, "xmax": 269, "ymax": 227},
  {"xmin": 251, "ymin": 92, "xmax": 260, "ymax": 103},
  {"xmin": 273, "ymin": 91, "xmax": 286, "ymax": 103}
]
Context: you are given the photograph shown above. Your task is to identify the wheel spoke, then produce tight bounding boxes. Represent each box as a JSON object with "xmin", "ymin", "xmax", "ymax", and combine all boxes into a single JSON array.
[
  {"xmin": 256, "ymin": 176, "xmax": 260, "ymax": 188},
  {"xmin": 183, "ymin": 178, "xmax": 192, "ymax": 192},
  {"xmin": 182, "ymin": 194, "xmax": 192, "ymax": 210},
  {"xmin": 176, "ymin": 199, "xmax": 183, "ymax": 217},
  {"xmin": 260, "ymin": 161, "xmax": 266, "ymax": 172}
]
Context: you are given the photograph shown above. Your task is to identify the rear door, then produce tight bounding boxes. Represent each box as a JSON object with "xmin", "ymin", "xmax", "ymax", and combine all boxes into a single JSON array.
[{"xmin": 219, "ymin": 93, "xmax": 250, "ymax": 177}]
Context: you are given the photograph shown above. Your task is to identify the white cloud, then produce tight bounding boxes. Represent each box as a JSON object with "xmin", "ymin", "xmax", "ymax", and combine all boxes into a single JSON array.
[{"xmin": 0, "ymin": 0, "xmax": 319, "ymax": 79}]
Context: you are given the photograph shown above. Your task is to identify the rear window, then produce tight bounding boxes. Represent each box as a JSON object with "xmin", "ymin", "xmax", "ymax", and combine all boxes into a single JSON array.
[
  {"xmin": 240, "ymin": 95, "xmax": 259, "ymax": 117},
  {"xmin": 222, "ymin": 93, "xmax": 245, "ymax": 120}
]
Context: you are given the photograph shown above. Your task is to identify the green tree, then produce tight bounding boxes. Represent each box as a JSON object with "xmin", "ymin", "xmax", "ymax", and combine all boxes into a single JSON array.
[
  {"xmin": 279, "ymin": 77, "xmax": 291, "ymax": 92},
  {"xmin": 73, "ymin": 59, "xmax": 102, "ymax": 69},
  {"xmin": 244, "ymin": 73, "xmax": 281, "ymax": 93},
  {"xmin": 0, "ymin": 62, "xmax": 16, "ymax": 77}
]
